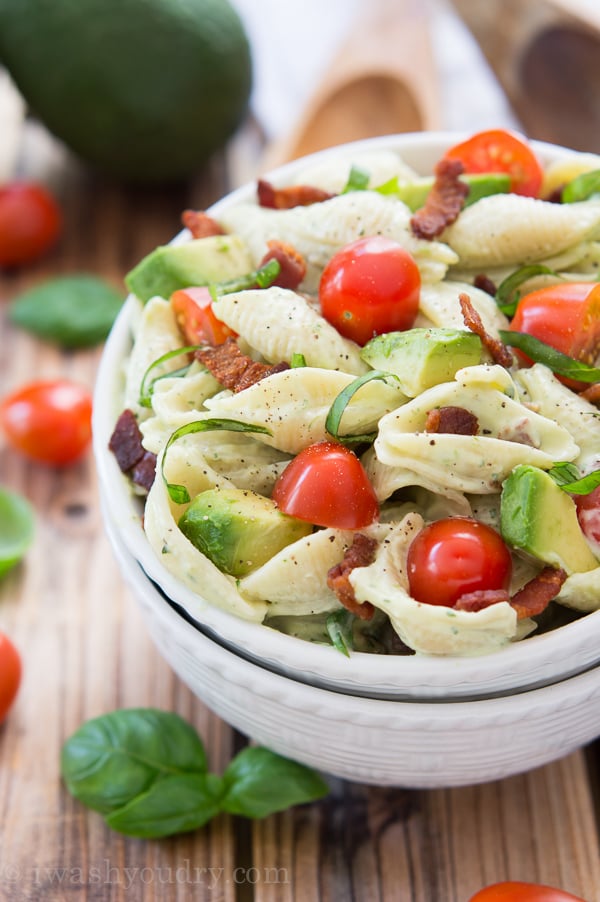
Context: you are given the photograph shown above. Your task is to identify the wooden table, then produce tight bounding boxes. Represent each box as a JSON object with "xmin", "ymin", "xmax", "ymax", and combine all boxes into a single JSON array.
[{"xmin": 1, "ymin": 108, "xmax": 600, "ymax": 901}]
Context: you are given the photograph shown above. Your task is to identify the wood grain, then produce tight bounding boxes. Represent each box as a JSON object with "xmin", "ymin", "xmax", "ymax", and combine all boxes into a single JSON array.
[{"xmin": 1, "ymin": 116, "xmax": 599, "ymax": 902}]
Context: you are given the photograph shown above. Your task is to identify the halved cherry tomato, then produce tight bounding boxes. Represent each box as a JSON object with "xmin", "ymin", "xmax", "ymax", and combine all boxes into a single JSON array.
[
  {"xmin": 170, "ymin": 286, "xmax": 237, "ymax": 346},
  {"xmin": 407, "ymin": 517, "xmax": 512, "ymax": 607},
  {"xmin": 0, "ymin": 379, "xmax": 92, "ymax": 467},
  {"xmin": 0, "ymin": 182, "xmax": 62, "ymax": 268},
  {"xmin": 575, "ymin": 483, "xmax": 600, "ymax": 554},
  {"xmin": 0, "ymin": 631, "xmax": 21, "ymax": 724},
  {"xmin": 510, "ymin": 282, "xmax": 600, "ymax": 389},
  {"xmin": 468, "ymin": 880, "xmax": 586, "ymax": 901},
  {"xmin": 272, "ymin": 441, "xmax": 379, "ymax": 529},
  {"xmin": 443, "ymin": 129, "xmax": 544, "ymax": 197},
  {"xmin": 319, "ymin": 236, "xmax": 421, "ymax": 346}
]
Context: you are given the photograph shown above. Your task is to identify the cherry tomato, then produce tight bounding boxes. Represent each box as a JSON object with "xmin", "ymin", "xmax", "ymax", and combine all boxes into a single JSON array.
[
  {"xmin": 468, "ymin": 881, "xmax": 586, "ymax": 901},
  {"xmin": 170, "ymin": 286, "xmax": 237, "ymax": 346},
  {"xmin": 319, "ymin": 236, "xmax": 421, "ymax": 346},
  {"xmin": 0, "ymin": 631, "xmax": 21, "ymax": 724},
  {"xmin": 272, "ymin": 441, "xmax": 379, "ymax": 528},
  {"xmin": 510, "ymin": 282, "xmax": 600, "ymax": 390},
  {"xmin": 0, "ymin": 379, "xmax": 92, "ymax": 467},
  {"xmin": 575, "ymin": 483, "xmax": 600, "ymax": 553},
  {"xmin": 0, "ymin": 182, "xmax": 62, "ymax": 268},
  {"xmin": 407, "ymin": 517, "xmax": 512, "ymax": 607},
  {"xmin": 443, "ymin": 129, "xmax": 544, "ymax": 197}
]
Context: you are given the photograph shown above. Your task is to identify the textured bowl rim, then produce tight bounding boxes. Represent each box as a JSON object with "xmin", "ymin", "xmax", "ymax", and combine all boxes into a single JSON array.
[{"xmin": 93, "ymin": 130, "xmax": 600, "ymax": 699}]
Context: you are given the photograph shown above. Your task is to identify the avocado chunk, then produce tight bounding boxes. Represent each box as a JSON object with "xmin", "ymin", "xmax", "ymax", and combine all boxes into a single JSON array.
[
  {"xmin": 360, "ymin": 327, "xmax": 482, "ymax": 397},
  {"xmin": 394, "ymin": 172, "xmax": 511, "ymax": 212},
  {"xmin": 178, "ymin": 487, "xmax": 313, "ymax": 578},
  {"xmin": 500, "ymin": 465, "xmax": 599, "ymax": 574},
  {"xmin": 125, "ymin": 234, "xmax": 253, "ymax": 303}
]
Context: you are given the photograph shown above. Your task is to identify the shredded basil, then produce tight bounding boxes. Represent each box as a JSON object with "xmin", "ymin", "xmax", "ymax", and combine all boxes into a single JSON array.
[
  {"xmin": 326, "ymin": 370, "xmax": 397, "ymax": 443},
  {"xmin": 495, "ymin": 265, "xmax": 560, "ymax": 316},
  {"xmin": 549, "ymin": 462, "xmax": 600, "ymax": 495},
  {"xmin": 561, "ymin": 169, "xmax": 600, "ymax": 204},
  {"xmin": 291, "ymin": 352, "xmax": 307, "ymax": 368},
  {"xmin": 326, "ymin": 609, "xmax": 355, "ymax": 657},
  {"xmin": 341, "ymin": 165, "xmax": 370, "ymax": 193},
  {"xmin": 499, "ymin": 330, "xmax": 600, "ymax": 382},
  {"xmin": 214, "ymin": 257, "xmax": 281, "ymax": 296},
  {"xmin": 161, "ymin": 419, "xmax": 272, "ymax": 503},
  {"xmin": 138, "ymin": 345, "xmax": 201, "ymax": 408}
]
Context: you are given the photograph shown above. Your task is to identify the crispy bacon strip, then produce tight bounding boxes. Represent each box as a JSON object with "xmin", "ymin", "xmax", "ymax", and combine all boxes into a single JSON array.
[
  {"xmin": 425, "ymin": 405, "xmax": 479, "ymax": 435},
  {"xmin": 260, "ymin": 239, "xmax": 307, "ymax": 290},
  {"xmin": 181, "ymin": 209, "xmax": 224, "ymax": 238},
  {"xmin": 459, "ymin": 292, "xmax": 514, "ymax": 368},
  {"xmin": 196, "ymin": 337, "xmax": 289, "ymax": 393},
  {"xmin": 327, "ymin": 534, "xmax": 377, "ymax": 621},
  {"xmin": 108, "ymin": 409, "xmax": 156, "ymax": 490},
  {"xmin": 410, "ymin": 158, "xmax": 469, "ymax": 239},
  {"xmin": 454, "ymin": 589, "xmax": 511, "ymax": 612},
  {"xmin": 473, "ymin": 273, "xmax": 497, "ymax": 297},
  {"xmin": 579, "ymin": 383, "xmax": 600, "ymax": 405},
  {"xmin": 510, "ymin": 566, "xmax": 568, "ymax": 620},
  {"xmin": 257, "ymin": 179, "xmax": 334, "ymax": 209}
]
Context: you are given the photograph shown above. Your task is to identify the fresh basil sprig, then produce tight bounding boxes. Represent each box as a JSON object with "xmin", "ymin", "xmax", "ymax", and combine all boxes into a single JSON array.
[
  {"xmin": 326, "ymin": 370, "xmax": 397, "ymax": 444},
  {"xmin": 61, "ymin": 709, "xmax": 328, "ymax": 838},
  {"xmin": 495, "ymin": 265, "xmax": 559, "ymax": 316},
  {"xmin": 161, "ymin": 419, "xmax": 272, "ymax": 503},
  {"xmin": 561, "ymin": 169, "xmax": 600, "ymax": 204},
  {"xmin": 499, "ymin": 330, "xmax": 600, "ymax": 383},
  {"xmin": 9, "ymin": 274, "xmax": 123, "ymax": 348},
  {"xmin": 549, "ymin": 462, "xmax": 600, "ymax": 495}
]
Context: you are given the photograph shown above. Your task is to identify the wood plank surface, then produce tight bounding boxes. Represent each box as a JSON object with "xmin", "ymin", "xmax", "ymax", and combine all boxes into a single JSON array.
[{"xmin": 1, "ymin": 113, "xmax": 599, "ymax": 902}]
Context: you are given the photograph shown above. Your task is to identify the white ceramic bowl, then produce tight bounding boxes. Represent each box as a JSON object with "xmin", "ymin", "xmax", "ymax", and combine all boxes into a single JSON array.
[
  {"xmin": 93, "ymin": 132, "xmax": 600, "ymax": 704},
  {"xmin": 102, "ymin": 502, "xmax": 600, "ymax": 787}
]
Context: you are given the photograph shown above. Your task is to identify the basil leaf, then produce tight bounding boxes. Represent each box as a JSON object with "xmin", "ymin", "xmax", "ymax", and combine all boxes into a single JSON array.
[
  {"xmin": 499, "ymin": 330, "xmax": 600, "ymax": 382},
  {"xmin": 60, "ymin": 708, "xmax": 208, "ymax": 816},
  {"xmin": 221, "ymin": 747, "xmax": 329, "ymax": 819},
  {"xmin": 550, "ymin": 463, "xmax": 600, "ymax": 495},
  {"xmin": 326, "ymin": 370, "xmax": 396, "ymax": 443},
  {"xmin": 562, "ymin": 169, "xmax": 600, "ymax": 203},
  {"xmin": 138, "ymin": 345, "xmax": 200, "ymax": 408},
  {"xmin": 495, "ymin": 265, "xmax": 559, "ymax": 316},
  {"xmin": 549, "ymin": 461, "xmax": 581, "ymax": 487},
  {"xmin": 291, "ymin": 352, "xmax": 306, "ymax": 368},
  {"xmin": 105, "ymin": 773, "xmax": 224, "ymax": 839},
  {"xmin": 341, "ymin": 165, "xmax": 370, "ymax": 193},
  {"xmin": 162, "ymin": 419, "xmax": 272, "ymax": 503},
  {"xmin": 9, "ymin": 275, "xmax": 123, "ymax": 348},
  {"xmin": 326, "ymin": 609, "xmax": 355, "ymax": 657},
  {"xmin": 0, "ymin": 486, "xmax": 35, "ymax": 578},
  {"xmin": 215, "ymin": 258, "xmax": 281, "ymax": 295}
]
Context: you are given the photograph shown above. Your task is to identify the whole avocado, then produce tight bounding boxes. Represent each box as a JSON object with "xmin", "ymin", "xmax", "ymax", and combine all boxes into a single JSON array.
[{"xmin": 0, "ymin": 0, "xmax": 252, "ymax": 182}]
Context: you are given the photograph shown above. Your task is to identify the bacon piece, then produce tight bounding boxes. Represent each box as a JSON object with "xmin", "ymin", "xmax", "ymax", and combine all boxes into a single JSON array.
[
  {"xmin": 579, "ymin": 383, "xmax": 600, "ymax": 405},
  {"xmin": 257, "ymin": 179, "xmax": 334, "ymax": 209},
  {"xmin": 260, "ymin": 239, "xmax": 307, "ymax": 290},
  {"xmin": 454, "ymin": 589, "xmax": 511, "ymax": 612},
  {"xmin": 410, "ymin": 158, "xmax": 469, "ymax": 240},
  {"xmin": 108, "ymin": 409, "xmax": 156, "ymax": 490},
  {"xmin": 196, "ymin": 337, "xmax": 289, "ymax": 393},
  {"xmin": 181, "ymin": 209, "xmax": 225, "ymax": 238},
  {"xmin": 327, "ymin": 534, "xmax": 377, "ymax": 620},
  {"xmin": 459, "ymin": 292, "xmax": 514, "ymax": 368},
  {"xmin": 473, "ymin": 273, "xmax": 497, "ymax": 297},
  {"xmin": 425, "ymin": 405, "xmax": 479, "ymax": 435},
  {"xmin": 510, "ymin": 566, "xmax": 568, "ymax": 620}
]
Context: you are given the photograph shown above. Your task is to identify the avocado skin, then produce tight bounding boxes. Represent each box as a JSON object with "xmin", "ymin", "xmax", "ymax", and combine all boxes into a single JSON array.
[
  {"xmin": 500, "ymin": 465, "xmax": 599, "ymax": 574},
  {"xmin": 361, "ymin": 327, "xmax": 482, "ymax": 397},
  {"xmin": 178, "ymin": 488, "xmax": 312, "ymax": 578},
  {"xmin": 125, "ymin": 235, "xmax": 252, "ymax": 303}
]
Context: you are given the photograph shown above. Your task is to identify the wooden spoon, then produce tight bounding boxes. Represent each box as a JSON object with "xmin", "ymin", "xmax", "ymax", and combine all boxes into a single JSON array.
[{"xmin": 262, "ymin": 0, "xmax": 442, "ymax": 170}]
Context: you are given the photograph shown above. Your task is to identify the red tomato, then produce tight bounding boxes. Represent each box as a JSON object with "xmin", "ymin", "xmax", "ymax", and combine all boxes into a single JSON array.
[
  {"xmin": 272, "ymin": 441, "xmax": 379, "ymax": 529},
  {"xmin": 319, "ymin": 236, "xmax": 421, "ymax": 346},
  {"xmin": 443, "ymin": 129, "xmax": 544, "ymax": 197},
  {"xmin": 0, "ymin": 380, "xmax": 92, "ymax": 467},
  {"xmin": 407, "ymin": 517, "xmax": 512, "ymax": 607},
  {"xmin": 510, "ymin": 282, "xmax": 600, "ymax": 389},
  {"xmin": 468, "ymin": 881, "xmax": 586, "ymax": 901},
  {"xmin": 575, "ymin": 483, "xmax": 600, "ymax": 553},
  {"xmin": 0, "ymin": 182, "xmax": 62, "ymax": 268},
  {"xmin": 0, "ymin": 631, "xmax": 21, "ymax": 724},
  {"xmin": 170, "ymin": 286, "xmax": 237, "ymax": 346}
]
